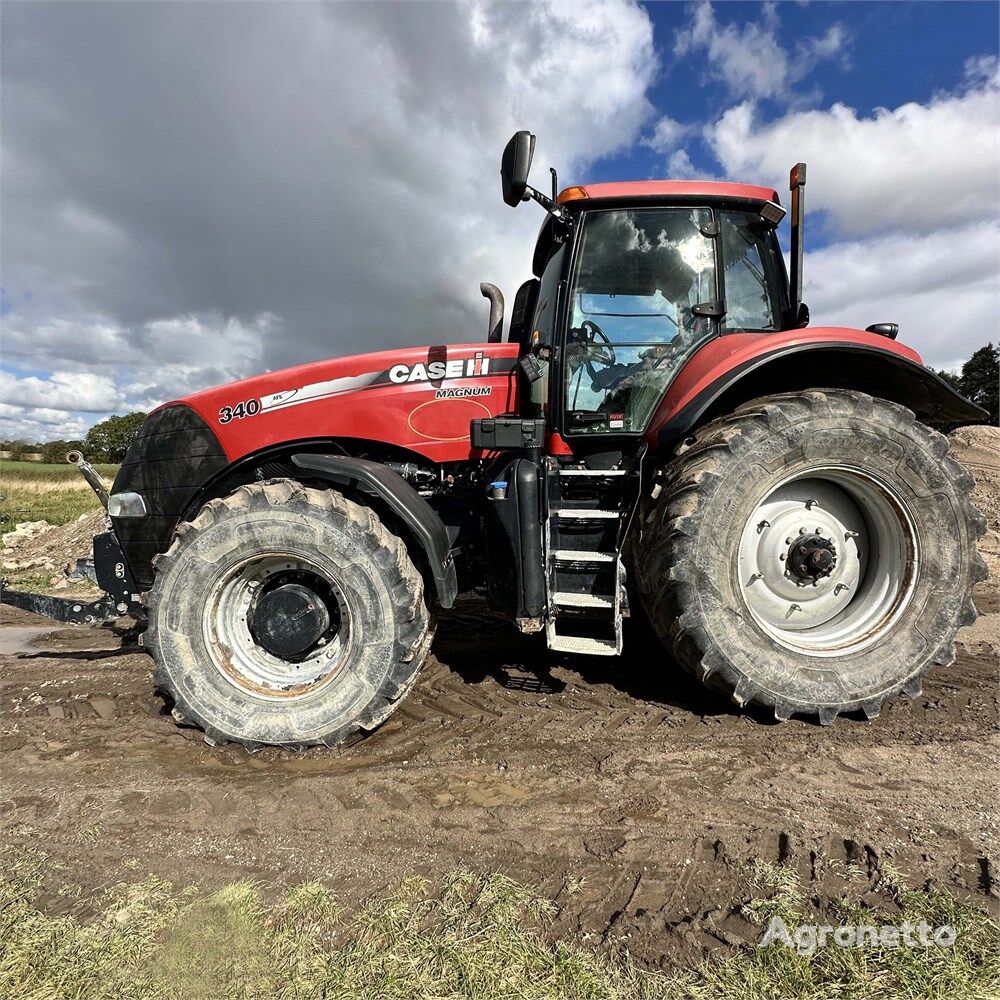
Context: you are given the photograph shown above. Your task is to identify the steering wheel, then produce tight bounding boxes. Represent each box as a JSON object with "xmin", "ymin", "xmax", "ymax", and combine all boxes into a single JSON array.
[{"xmin": 574, "ymin": 320, "xmax": 616, "ymax": 383}]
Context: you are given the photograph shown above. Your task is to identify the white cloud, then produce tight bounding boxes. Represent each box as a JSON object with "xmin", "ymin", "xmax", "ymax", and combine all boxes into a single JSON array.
[
  {"xmin": 705, "ymin": 66, "xmax": 1000, "ymax": 236},
  {"xmin": 0, "ymin": 402, "xmax": 88, "ymax": 442},
  {"xmin": 803, "ymin": 221, "xmax": 1000, "ymax": 369},
  {"xmin": 3, "ymin": 1, "xmax": 658, "ymax": 440},
  {"xmin": 0, "ymin": 371, "xmax": 125, "ymax": 412},
  {"xmin": 666, "ymin": 150, "xmax": 701, "ymax": 179},
  {"xmin": 645, "ymin": 115, "xmax": 695, "ymax": 152},
  {"xmin": 674, "ymin": 2, "xmax": 849, "ymax": 100}
]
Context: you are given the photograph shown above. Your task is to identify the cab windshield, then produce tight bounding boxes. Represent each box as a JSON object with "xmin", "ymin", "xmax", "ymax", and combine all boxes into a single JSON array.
[{"xmin": 564, "ymin": 207, "xmax": 719, "ymax": 433}]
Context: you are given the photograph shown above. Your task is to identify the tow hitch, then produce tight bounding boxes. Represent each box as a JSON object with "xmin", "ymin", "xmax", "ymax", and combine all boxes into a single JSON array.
[{"xmin": 0, "ymin": 453, "xmax": 145, "ymax": 626}]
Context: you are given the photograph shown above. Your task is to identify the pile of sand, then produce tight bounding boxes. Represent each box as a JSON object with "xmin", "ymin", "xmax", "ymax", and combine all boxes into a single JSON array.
[{"xmin": 1, "ymin": 510, "xmax": 107, "ymax": 589}]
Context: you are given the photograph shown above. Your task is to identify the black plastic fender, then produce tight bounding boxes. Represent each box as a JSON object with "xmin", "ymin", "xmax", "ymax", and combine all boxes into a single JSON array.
[
  {"xmin": 657, "ymin": 342, "xmax": 989, "ymax": 446},
  {"xmin": 291, "ymin": 453, "xmax": 458, "ymax": 608}
]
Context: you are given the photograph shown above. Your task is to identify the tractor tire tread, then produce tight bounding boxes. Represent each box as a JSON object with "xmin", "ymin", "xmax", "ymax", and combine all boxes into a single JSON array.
[
  {"xmin": 634, "ymin": 388, "xmax": 986, "ymax": 723},
  {"xmin": 147, "ymin": 479, "xmax": 432, "ymax": 751}
]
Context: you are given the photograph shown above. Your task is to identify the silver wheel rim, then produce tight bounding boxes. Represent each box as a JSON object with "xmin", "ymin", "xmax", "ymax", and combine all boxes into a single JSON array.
[
  {"xmin": 204, "ymin": 554, "xmax": 351, "ymax": 699},
  {"xmin": 737, "ymin": 467, "xmax": 917, "ymax": 657}
]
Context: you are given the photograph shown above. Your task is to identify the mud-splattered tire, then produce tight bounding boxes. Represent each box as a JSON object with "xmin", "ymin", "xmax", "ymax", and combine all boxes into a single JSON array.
[
  {"xmin": 633, "ymin": 390, "xmax": 988, "ymax": 724},
  {"xmin": 145, "ymin": 479, "xmax": 433, "ymax": 749}
]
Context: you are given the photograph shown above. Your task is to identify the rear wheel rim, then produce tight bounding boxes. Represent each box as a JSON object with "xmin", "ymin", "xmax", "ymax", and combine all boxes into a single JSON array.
[
  {"xmin": 737, "ymin": 467, "xmax": 917, "ymax": 657},
  {"xmin": 204, "ymin": 554, "xmax": 352, "ymax": 698}
]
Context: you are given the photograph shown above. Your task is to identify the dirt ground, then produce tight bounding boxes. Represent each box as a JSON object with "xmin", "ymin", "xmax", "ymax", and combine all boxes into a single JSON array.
[{"xmin": 2, "ymin": 426, "xmax": 998, "ymax": 971}]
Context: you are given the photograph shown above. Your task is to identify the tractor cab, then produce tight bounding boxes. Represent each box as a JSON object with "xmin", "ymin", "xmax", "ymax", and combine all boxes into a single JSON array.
[{"xmin": 499, "ymin": 131, "xmax": 798, "ymax": 444}]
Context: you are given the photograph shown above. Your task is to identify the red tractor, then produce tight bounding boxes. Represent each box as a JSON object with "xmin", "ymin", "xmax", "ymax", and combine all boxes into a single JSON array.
[{"xmin": 4, "ymin": 132, "xmax": 987, "ymax": 749}]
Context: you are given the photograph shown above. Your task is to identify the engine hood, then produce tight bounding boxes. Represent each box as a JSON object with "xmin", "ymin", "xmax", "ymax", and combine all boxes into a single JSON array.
[{"xmin": 175, "ymin": 342, "xmax": 520, "ymax": 463}]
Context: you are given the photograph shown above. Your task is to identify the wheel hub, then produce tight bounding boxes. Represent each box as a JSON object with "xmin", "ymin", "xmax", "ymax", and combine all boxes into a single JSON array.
[
  {"xmin": 787, "ymin": 534, "xmax": 837, "ymax": 582},
  {"xmin": 249, "ymin": 582, "xmax": 331, "ymax": 660},
  {"xmin": 737, "ymin": 469, "xmax": 916, "ymax": 656}
]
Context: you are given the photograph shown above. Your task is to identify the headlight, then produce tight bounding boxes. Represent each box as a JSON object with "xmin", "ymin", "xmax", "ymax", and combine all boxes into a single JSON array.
[{"xmin": 108, "ymin": 492, "xmax": 147, "ymax": 518}]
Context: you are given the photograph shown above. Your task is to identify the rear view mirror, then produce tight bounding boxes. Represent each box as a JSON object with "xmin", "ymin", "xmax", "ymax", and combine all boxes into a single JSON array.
[{"xmin": 501, "ymin": 131, "xmax": 535, "ymax": 207}]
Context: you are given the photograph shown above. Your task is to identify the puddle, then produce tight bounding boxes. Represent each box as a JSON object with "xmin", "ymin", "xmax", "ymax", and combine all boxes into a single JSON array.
[{"xmin": 0, "ymin": 626, "xmax": 56, "ymax": 656}]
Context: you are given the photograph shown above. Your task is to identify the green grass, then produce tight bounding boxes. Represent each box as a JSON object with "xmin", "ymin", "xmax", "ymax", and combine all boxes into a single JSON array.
[
  {"xmin": 1, "ymin": 459, "xmax": 120, "ymax": 483},
  {"xmin": 0, "ymin": 461, "xmax": 118, "ymax": 531},
  {"xmin": 1, "ymin": 852, "xmax": 996, "ymax": 1000}
]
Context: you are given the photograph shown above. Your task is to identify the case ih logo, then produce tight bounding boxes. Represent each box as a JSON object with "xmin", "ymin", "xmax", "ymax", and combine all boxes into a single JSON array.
[{"xmin": 389, "ymin": 352, "xmax": 490, "ymax": 384}]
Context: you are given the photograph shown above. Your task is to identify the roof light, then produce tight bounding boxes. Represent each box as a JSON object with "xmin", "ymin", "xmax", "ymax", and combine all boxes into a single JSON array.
[
  {"xmin": 760, "ymin": 201, "xmax": 786, "ymax": 226},
  {"xmin": 557, "ymin": 186, "xmax": 588, "ymax": 204}
]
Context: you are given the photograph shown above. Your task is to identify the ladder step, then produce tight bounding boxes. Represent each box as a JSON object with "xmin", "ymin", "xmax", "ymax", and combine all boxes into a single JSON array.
[
  {"xmin": 555, "ymin": 508, "xmax": 619, "ymax": 519},
  {"xmin": 558, "ymin": 468, "xmax": 626, "ymax": 476},
  {"xmin": 552, "ymin": 549, "xmax": 615, "ymax": 562},
  {"xmin": 546, "ymin": 633, "xmax": 619, "ymax": 656},
  {"xmin": 552, "ymin": 591, "xmax": 614, "ymax": 609}
]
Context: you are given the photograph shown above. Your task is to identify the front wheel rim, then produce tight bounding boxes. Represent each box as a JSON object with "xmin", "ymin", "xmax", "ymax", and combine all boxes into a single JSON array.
[
  {"xmin": 737, "ymin": 466, "xmax": 917, "ymax": 657},
  {"xmin": 204, "ymin": 554, "xmax": 353, "ymax": 699}
]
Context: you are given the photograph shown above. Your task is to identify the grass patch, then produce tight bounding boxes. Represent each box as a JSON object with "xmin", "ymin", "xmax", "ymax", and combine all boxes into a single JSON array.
[
  {"xmin": 1, "ymin": 460, "xmax": 119, "ymax": 483},
  {"xmin": 1, "ymin": 852, "xmax": 997, "ymax": 1000},
  {"xmin": 0, "ymin": 462, "xmax": 117, "ymax": 530},
  {"xmin": 0, "ymin": 488, "xmax": 102, "ymax": 531}
]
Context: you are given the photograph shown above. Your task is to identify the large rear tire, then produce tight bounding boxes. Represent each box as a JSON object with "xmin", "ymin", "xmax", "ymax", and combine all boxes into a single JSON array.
[
  {"xmin": 633, "ymin": 390, "xmax": 988, "ymax": 723},
  {"xmin": 146, "ymin": 479, "xmax": 433, "ymax": 749}
]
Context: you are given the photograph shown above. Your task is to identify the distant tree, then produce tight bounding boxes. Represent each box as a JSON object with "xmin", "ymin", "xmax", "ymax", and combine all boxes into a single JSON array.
[
  {"xmin": 957, "ymin": 343, "xmax": 999, "ymax": 425},
  {"xmin": 39, "ymin": 438, "xmax": 85, "ymax": 463},
  {"xmin": 4, "ymin": 439, "xmax": 32, "ymax": 460},
  {"xmin": 84, "ymin": 413, "xmax": 147, "ymax": 462},
  {"xmin": 934, "ymin": 343, "xmax": 999, "ymax": 426}
]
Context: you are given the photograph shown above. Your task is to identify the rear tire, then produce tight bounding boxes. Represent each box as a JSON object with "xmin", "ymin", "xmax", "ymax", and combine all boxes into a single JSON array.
[
  {"xmin": 633, "ymin": 390, "xmax": 988, "ymax": 724},
  {"xmin": 146, "ymin": 479, "xmax": 433, "ymax": 749}
]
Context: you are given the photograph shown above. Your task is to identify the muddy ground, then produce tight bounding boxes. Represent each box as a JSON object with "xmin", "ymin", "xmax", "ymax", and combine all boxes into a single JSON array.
[{"xmin": 2, "ymin": 427, "xmax": 998, "ymax": 971}]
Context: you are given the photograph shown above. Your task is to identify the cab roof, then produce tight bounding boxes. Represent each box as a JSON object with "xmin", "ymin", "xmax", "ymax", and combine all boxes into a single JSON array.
[{"xmin": 557, "ymin": 180, "xmax": 780, "ymax": 205}]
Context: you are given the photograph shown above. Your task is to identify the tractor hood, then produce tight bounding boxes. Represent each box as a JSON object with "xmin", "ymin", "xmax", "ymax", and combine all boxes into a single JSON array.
[{"xmin": 177, "ymin": 342, "xmax": 520, "ymax": 463}]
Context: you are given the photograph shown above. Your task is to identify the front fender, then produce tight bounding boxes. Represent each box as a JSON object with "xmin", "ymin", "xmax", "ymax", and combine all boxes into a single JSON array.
[
  {"xmin": 291, "ymin": 453, "xmax": 458, "ymax": 608},
  {"xmin": 648, "ymin": 328, "xmax": 987, "ymax": 446}
]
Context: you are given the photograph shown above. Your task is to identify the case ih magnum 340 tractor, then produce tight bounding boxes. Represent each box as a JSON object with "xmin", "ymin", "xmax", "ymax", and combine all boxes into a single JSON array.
[{"xmin": 4, "ymin": 132, "xmax": 988, "ymax": 749}]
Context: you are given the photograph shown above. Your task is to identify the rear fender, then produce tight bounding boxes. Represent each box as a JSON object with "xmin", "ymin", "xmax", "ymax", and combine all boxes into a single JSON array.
[
  {"xmin": 649, "ymin": 330, "xmax": 987, "ymax": 447},
  {"xmin": 291, "ymin": 454, "xmax": 458, "ymax": 609}
]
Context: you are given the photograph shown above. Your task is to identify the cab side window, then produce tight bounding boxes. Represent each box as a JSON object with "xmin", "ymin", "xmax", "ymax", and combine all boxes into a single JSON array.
[{"xmin": 719, "ymin": 211, "xmax": 782, "ymax": 332}]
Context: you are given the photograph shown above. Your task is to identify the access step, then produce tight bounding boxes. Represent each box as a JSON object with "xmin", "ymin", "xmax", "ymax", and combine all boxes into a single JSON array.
[
  {"xmin": 551, "ymin": 591, "xmax": 614, "ymax": 609},
  {"xmin": 551, "ymin": 549, "xmax": 615, "ymax": 562},
  {"xmin": 544, "ymin": 630, "xmax": 619, "ymax": 656},
  {"xmin": 555, "ymin": 508, "xmax": 620, "ymax": 519}
]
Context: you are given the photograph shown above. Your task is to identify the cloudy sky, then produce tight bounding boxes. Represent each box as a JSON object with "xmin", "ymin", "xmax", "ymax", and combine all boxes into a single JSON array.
[{"xmin": 2, "ymin": 0, "xmax": 998, "ymax": 441}]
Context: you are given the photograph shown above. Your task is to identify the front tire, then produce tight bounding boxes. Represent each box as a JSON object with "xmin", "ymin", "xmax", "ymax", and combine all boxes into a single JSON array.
[
  {"xmin": 634, "ymin": 390, "xmax": 988, "ymax": 724},
  {"xmin": 146, "ymin": 480, "xmax": 433, "ymax": 749}
]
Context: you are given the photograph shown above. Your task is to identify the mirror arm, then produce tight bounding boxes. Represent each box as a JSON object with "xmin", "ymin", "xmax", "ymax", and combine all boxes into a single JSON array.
[{"xmin": 524, "ymin": 185, "xmax": 571, "ymax": 225}]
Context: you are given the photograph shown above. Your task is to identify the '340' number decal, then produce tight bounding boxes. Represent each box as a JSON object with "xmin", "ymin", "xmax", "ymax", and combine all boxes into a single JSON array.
[{"xmin": 218, "ymin": 398, "xmax": 260, "ymax": 423}]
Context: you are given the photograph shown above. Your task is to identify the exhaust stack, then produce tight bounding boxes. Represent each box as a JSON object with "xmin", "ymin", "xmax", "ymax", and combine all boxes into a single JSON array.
[
  {"xmin": 480, "ymin": 283, "xmax": 505, "ymax": 343},
  {"xmin": 789, "ymin": 163, "xmax": 807, "ymax": 327}
]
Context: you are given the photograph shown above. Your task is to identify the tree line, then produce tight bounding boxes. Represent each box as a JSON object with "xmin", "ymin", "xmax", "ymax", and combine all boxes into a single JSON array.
[{"xmin": 2, "ymin": 412, "xmax": 147, "ymax": 464}]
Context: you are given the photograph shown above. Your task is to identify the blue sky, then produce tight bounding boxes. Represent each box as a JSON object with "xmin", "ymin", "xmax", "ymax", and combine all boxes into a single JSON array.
[{"xmin": 2, "ymin": 0, "xmax": 998, "ymax": 441}]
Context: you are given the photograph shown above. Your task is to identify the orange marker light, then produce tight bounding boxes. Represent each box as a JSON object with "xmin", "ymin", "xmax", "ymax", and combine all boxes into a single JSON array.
[{"xmin": 557, "ymin": 186, "xmax": 589, "ymax": 204}]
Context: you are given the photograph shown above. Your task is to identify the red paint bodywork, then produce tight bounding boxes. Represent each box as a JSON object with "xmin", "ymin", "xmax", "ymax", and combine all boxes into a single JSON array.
[
  {"xmin": 558, "ymin": 181, "xmax": 780, "ymax": 204},
  {"xmin": 172, "ymin": 327, "xmax": 923, "ymax": 465},
  {"xmin": 643, "ymin": 327, "xmax": 923, "ymax": 446},
  {"xmin": 179, "ymin": 342, "xmax": 520, "ymax": 463}
]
